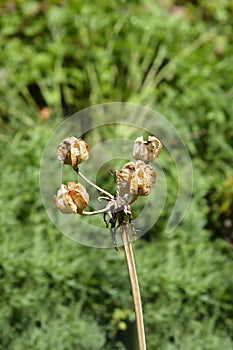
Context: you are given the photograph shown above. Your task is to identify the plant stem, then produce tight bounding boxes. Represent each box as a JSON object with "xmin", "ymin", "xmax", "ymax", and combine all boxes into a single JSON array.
[
  {"xmin": 120, "ymin": 224, "xmax": 147, "ymax": 350},
  {"xmin": 76, "ymin": 166, "xmax": 146, "ymax": 347},
  {"xmin": 75, "ymin": 169, "xmax": 114, "ymax": 199},
  {"xmin": 82, "ymin": 207, "xmax": 110, "ymax": 215}
]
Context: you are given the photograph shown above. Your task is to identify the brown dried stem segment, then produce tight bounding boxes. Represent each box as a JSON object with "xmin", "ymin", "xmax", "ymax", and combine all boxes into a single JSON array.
[{"xmin": 120, "ymin": 222, "xmax": 147, "ymax": 350}]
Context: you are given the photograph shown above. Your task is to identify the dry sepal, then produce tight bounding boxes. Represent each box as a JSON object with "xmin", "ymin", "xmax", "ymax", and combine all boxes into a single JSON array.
[
  {"xmin": 57, "ymin": 136, "xmax": 89, "ymax": 169},
  {"xmin": 116, "ymin": 161, "xmax": 156, "ymax": 204},
  {"xmin": 133, "ymin": 135, "xmax": 162, "ymax": 163},
  {"xmin": 54, "ymin": 182, "xmax": 89, "ymax": 214}
]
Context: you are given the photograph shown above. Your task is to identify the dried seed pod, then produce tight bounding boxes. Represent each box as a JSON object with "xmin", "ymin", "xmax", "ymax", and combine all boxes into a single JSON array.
[
  {"xmin": 57, "ymin": 136, "xmax": 89, "ymax": 168},
  {"xmin": 116, "ymin": 161, "xmax": 156, "ymax": 204},
  {"xmin": 54, "ymin": 182, "xmax": 89, "ymax": 214},
  {"xmin": 133, "ymin": 135, "xmax": 162, "ymax": 163},
  {"xmin": 147, "ymin": 136, "xmax": 162, "ymax": 161},
  {"xmin": 132, "ymin": 136, "xmax": 147, "ymax": 162},
  {"xmin": 136, "ymin": 161, "xmax": 156, "ymax": 196},
  {"xmin": 116, "ymin": 162, "xmax": 139, "ymax": 204}
]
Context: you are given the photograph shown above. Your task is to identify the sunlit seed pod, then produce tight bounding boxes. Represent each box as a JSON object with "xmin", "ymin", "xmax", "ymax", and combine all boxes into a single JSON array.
[
  {"xmin": 53, "ymin": 182, "xmax": 89, "ymax": 214},
  {"xmin": 66, "ymin": 182, "xmax": 89, "ymax": 214},
  {"xmin": 129, "ymin": 172, "xmax": 139, "ymax": 195},
  {"xmin": 116, "ymin": 162, "xmax": 139, "ymax": 204},
  {"xmin": 133, "ymin": 136, "xmax": 145, "ymax": 161},
  {"xmin": 116, "ymin": 161, "xmax": 156, "ymax": 204},
  {"xmin": 132, "ymin": 135, "xmax": 162, "ymax": 163},
  {"xmin": 147, "ymin": 136, "xmax": 162, "ymax": 161},
  {"xmin": 132, "ymin": 136, "xmax": 149, "ymax": 163},
  {"xmin": 53, "ymin": 184, "xmax": 73, "ymax": 214},
  {"xmin": 136, "ymin": 161, "xmax": 156, "ymax": 196},
  {"xmin": 116, "ymin": 162, "xmax": 136, "ymax": 188},
  {"xmin": 57, "ymin": 136, "xmax": 89, "ymax": 168},
  {"xmin": 128, "ymin": 169, "xmax": 140, "ymax": 204}
]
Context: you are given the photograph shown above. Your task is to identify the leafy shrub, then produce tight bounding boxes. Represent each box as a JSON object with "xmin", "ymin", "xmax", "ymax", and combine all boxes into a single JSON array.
[{"xmin": 0, "ymin": 1, "xmax": 232, "ymax": 349}]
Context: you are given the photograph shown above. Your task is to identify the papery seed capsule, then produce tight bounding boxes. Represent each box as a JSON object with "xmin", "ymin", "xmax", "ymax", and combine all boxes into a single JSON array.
[
  {"xmin": 136, "ymin": 161, "xmax": 156, "ymax": 196},
  {"xmin": 116, "ymin": 162, "xmax": 139, "ymax": 204},
  {"xmin": 54, "ymin": 182, "xmax": 89, "ymax": 214},
  {"xmin": 147, "ymin": 136, "xmax": 162, "ymax": 161},
  {"xmin": 57, "ymin": 137, "xmax": 89, "ymax": 168},
  {"xmin": 53, "ymin": 184, "xmax": 73, "ymax": 214},
  {"xmin": 132, "ymin": 136, "xmax": 147, "ymax": 162},
  {"xmin": 116, "ymin": 161, "xmax": 156, "ymax": 204},
  {"xmin": 132, "ymin": 135, "xmax": 162, "ymax": 163}
]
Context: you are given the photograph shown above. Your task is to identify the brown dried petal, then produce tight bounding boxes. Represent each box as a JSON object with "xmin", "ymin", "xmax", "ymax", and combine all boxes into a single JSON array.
[
  {"xmin": 132, "ymin": 136, "xmax": 147, "ymax": 162},
  {"xmin": 57, "ymin": 137, "xmax": 89, "ymax": 168},
  {"xmin": 133, "ymin": 135, "xmax": 162, "ymax": 163},
  {"xmin": 136, "ymin": 161, "xmax": 156, "ymax": 196},
  {"xmin": 116, "ymin": 162, "xmax": 138, "ymax": 204},
  {"xmin": 67, "ymin": 182, "xmax": 89, "ymax": 214},
  {"xmin": 54, "ymin": 182, "xmax": 89, "ymax": 214},
  {"xmin": 147, "ymin": 136, "xmax": 162, "ymax": 161},
  {"xmin": 53, "ymin": 184, "xmax": 73, "ymax": 213},
  {"xmin": 116, "ymin": 161, "xmax": 156, "ymax": 204}
]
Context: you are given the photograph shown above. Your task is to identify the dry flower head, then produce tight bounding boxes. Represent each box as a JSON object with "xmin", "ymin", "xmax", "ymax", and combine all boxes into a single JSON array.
[
  {"xmin": 133, "ymin": 135, "xmax": 162, "ymax": 163},
  {"xmin": 57, "ymin": 136, "xmax": 89, "ymax": 169},
  {"xmin": 116, "ymin": 160, "xmax": 156, "ymax": 204},
  {"xmin": 54, "ymin": 182, "xmax": 89, "ymax": 214}
]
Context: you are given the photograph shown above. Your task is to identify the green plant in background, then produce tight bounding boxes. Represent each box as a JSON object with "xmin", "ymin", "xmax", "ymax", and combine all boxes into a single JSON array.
[{"xmin": 0, "ymin": 0, "xmax": 233, "ymax": 349}]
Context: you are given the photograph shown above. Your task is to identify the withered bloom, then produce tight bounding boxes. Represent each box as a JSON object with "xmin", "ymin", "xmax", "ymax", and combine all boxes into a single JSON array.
[
  {"xmin": 133, "ymin": 135, "xmax": 162, "ymax": 163},
  {"xmin": 57, "ymin": 137, "xmax": 89, "ymax": 169},
  {"xmin": 116, "ymin": 161, "xmax": 156, "ymax": 204},
  {"xmin": 135, "ymin": 160, "xmax": 156, "ymax": 196},
  {"xmin": 54, "ymin": 182, "xmax": 89, "ymax": 214},
  {"xmin": 116, "ymin": 162, "xmax": 139, "ymax": 204}
]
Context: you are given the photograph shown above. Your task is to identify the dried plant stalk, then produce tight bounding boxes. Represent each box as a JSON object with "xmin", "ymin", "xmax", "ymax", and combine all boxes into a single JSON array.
[
  {"xmin": 120, "ymin": 224, "xmax": 147, "ymax": 350},
  {"xmin": 54, "ymin": 134, "xmax": 163, "ymax": 350}
]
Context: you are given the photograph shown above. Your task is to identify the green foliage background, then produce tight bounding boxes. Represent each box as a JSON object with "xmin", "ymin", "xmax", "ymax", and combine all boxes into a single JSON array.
[{"xmin": 0, "ymin": 0, "xmax": 232, "ymax": 349}]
